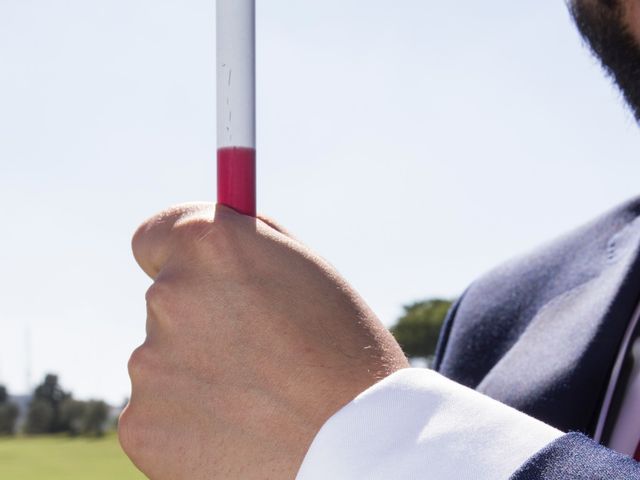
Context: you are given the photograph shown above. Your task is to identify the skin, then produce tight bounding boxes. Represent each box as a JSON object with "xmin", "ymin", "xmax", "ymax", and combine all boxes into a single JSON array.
[
  {"xmin": 626, "ymin": 1, "xmax": 640, "ymax": 40},
  {"xmin": 118, "ymin": 203, "xmax": 409, "ymax": 479}
]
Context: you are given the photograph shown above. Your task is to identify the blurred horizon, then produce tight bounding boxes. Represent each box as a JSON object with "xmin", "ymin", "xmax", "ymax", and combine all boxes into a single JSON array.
[{"xmin": 2, "ymin": 0, "xmax": 640, "ymax": 404}]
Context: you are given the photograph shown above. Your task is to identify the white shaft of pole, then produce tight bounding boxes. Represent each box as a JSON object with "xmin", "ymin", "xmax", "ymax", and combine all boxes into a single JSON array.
[{"xmin": 217, "ymin": 0, "xmax": 256, "ymax": 150}]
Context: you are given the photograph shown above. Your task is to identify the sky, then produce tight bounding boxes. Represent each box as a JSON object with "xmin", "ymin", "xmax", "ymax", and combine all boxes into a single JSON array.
[{"xmin": 1, "ymin": 0, "xmax": 640, "ymax": 404}]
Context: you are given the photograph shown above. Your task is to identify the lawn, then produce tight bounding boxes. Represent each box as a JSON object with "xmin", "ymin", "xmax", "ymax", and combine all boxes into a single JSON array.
[{"xmin": 0, "ymin": 434, "xmax": 145, "ymax": 479}]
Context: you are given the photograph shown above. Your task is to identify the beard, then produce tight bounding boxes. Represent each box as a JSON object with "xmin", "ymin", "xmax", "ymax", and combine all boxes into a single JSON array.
[{"xmin": 570, "ymin": 0, "xmax": 640, "ymax": 121}]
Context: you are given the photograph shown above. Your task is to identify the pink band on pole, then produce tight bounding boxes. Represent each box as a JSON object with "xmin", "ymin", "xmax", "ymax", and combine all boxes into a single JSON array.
[{"xmin": 217, "ymin": 147, "xmax": 256, "ymax": 217}]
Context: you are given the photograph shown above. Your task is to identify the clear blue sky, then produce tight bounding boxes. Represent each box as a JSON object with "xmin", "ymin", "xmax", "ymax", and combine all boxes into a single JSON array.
[{"xmin": 2, "ymin": 0, "xmax": 640, "ymax": 404}]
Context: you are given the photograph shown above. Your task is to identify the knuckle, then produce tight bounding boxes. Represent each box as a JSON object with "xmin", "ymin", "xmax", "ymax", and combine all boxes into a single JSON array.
[
  {"xmin": 131, "ymin": 222, "xmax": 154, "ymax": 268},
  {"xmin": 131, "ymin": 216, "xmax": 153, "ymax": 250},
  {"xmin": 127, "ymin": 344, "xmax": 155, "ymax": 381},
  {"xmin": 145, "ymin": 280, "xmax": 177, "ymax": 314},
  {"xmin": 119, "ymin": 406, "xmax": 170, "ymax": 479},
  {"xmin": 117, "ymin": 405, "xmax": 134, "ymax": 448},
  {"xmin": 131, "ymin": 204, "xmax": 213, "ymax": 276},
  {"xmin": 118, "ymin": 405, "xmax": 148, "ymax": 459}
]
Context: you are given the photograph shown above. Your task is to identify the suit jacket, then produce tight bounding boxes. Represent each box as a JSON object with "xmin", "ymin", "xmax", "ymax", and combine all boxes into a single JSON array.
[
  {"xmin": 434, "ymin": 196, "xmax": 640, "ymax": 442},
  {"xmin": 512, "ymin": 433, "xmax": 640, "ymax": 479}
]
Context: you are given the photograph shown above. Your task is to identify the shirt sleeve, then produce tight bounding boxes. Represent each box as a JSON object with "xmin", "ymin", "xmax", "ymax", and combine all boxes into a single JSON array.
[{"xmin": 295, "ymin": 368, "xmax": 562, "ymax": 480}]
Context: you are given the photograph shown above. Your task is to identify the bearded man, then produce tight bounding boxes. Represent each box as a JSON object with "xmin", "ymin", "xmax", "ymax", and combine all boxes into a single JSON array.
[{"xmin": 119, "ymin": 1, "xmax": 640, "ymax": 478}]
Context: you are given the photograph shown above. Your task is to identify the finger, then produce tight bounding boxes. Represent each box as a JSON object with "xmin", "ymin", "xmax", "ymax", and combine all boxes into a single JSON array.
[{"xmin": 132, "ymin": 202, "xmax": 213, "ymax": 278}]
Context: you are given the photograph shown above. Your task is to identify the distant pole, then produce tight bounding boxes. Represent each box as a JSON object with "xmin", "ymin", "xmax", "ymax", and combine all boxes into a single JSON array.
[
  {"xmin": 216, "ymin": 0, "xmax": 256, "ymax": 216},
  {"xmin": 25, "ymin": 325, "xmax": 32, "ymax": 393}
]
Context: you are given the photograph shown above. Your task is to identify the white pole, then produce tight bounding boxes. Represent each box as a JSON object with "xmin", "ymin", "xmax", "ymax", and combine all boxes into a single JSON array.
[
  {"xmin": 216, "ymin": 0, "xmax": 257, "ymax": 216},
  {"xmin": 217, "ymin": 0, "xmax": 256, "ymax": 149}
]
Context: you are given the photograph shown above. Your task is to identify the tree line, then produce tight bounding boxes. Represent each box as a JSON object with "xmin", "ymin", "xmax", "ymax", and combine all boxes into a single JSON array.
[
  {"xmin": 390, "ymin": 298, "xmax": 452, "ymax": 363},
  {"xmin": 0, "ymin": 297, "xmax": 453, "ymax": 437},
  {"xmin": 0, "ymin": 374, "xmax": 109, "ymax": 437}
]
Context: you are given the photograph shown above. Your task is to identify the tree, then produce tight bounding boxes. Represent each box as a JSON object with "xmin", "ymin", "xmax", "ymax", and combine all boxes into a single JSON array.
[
  {"xmin": 0, "ymin": 385, "xmax": 19, "ymax": 436},
  {"xmin": 26, "ymin": 374, "xmax": 70, "ymax": 434},
  {"xmin": 59, "ymin": 399, "xmax": 86, "ymax": 436},
  {"xmin": 25, "ymin": 400, "xmax": 54, "ymax": 434},
  {"xmin": 82, "ymin": 401, "xmax": 109, "ymax": 437},
  {"xmin": 390, "ymin": 299, "xmax": 453, "ymax": 360},
  {"xmin": 24, "ymin": 374, "xmax": 113, "ymax": 437}
]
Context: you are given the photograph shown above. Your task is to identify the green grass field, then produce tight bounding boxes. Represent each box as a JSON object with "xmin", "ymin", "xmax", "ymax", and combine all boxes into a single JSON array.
[{"xmin": 0, "ymin": 434, "xmax": 146, "ymax": 479}]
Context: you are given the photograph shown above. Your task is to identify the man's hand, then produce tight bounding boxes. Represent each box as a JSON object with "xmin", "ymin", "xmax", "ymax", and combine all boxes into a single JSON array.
[{"xmin": 118, "ymin": 203, "xmax": 409, "ymax": 479}]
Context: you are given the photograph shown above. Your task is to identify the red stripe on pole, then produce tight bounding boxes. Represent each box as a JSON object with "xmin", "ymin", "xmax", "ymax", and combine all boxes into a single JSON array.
[{"xmin": 217, "ymin": 147, "xmax": 256, "ymax": 217}]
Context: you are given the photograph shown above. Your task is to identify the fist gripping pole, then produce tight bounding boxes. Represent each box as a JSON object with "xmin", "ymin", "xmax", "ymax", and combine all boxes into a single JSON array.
[{"xmin": 217, "ymin": 0, "xmax": 257, "ymax": 216}]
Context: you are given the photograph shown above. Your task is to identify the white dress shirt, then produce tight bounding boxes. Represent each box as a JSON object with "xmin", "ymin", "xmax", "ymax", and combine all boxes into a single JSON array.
[
  {"xmin": 594, "ymin": 297, "xmax": 640, "ymax": 458},
  {"xmin": 609, "ymin": 336, "xmax": 640, "ymax": 457},
  {"xmin": 296, "ymin": 369, "xmax": 561, "ymax": 480}
]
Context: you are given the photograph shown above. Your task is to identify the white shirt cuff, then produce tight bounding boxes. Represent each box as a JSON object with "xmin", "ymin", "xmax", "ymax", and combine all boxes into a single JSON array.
[{"xmin": 296, "ymin": 368, "xmax": 562, "ymax": 480}]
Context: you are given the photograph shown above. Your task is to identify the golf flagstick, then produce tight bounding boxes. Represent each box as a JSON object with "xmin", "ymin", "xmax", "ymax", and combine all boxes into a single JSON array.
[{"xmin": 217, "ymin": 0, "xmax": 256, "ymax": 216}]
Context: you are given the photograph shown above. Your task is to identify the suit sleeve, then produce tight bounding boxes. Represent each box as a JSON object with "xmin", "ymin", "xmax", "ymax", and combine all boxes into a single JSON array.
[
  {"xmin": 511, "ymin": 432, "xmax": 640, "ymax": 479},
  {"xmin": 295, "ymin": 368, "xmax": 562, "ymax": 480}
]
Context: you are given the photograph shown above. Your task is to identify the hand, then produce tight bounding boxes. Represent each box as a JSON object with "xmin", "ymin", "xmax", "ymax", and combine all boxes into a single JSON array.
[{"xmin": 118, "ymin": 203, "xmax": 409, "ymax": 479}]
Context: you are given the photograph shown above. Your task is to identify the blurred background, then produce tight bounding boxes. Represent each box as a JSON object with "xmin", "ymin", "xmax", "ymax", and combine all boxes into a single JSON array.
[{"xmin": 2, "ymin": 0, "xmax": 640, "ymax": 477}]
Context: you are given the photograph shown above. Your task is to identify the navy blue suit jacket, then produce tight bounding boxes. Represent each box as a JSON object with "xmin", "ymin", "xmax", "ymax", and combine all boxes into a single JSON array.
[
  {"xmin": 511, "ymin": 433, "xmax": 640, "ymax": 479},
  {"xmin": 434, "ymin": 197, "xmax": 640, "ymax": 476}
]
